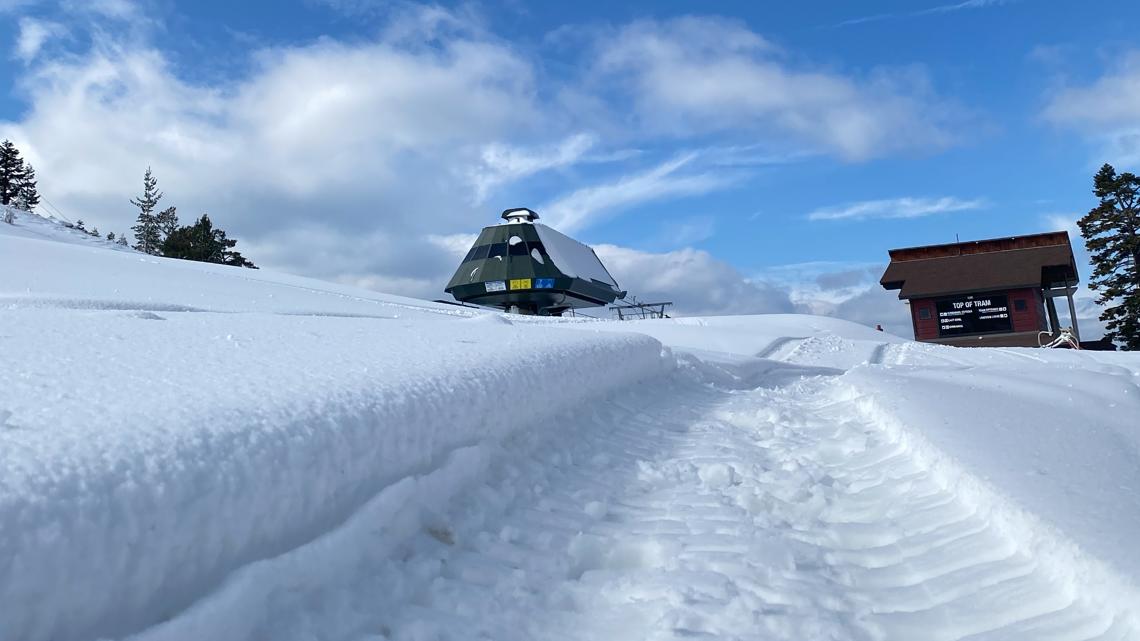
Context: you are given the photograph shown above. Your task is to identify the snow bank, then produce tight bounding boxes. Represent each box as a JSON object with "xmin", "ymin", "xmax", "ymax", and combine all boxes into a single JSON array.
[
  {"xmin": 0, "ymin": 309, "xmax": 669, "ymax": 641},
  {"xmin": 842, "ymin": 359, "xmax": 1140, "ymax": 593},
  {"xmin": 592, "ymin": 313, "xmax": 905, "ymax": 364}
]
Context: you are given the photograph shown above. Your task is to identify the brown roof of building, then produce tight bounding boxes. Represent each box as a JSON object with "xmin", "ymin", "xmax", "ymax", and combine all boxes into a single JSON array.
[{"xmin": 881, "ymin": 231, "xmax": 1079, "ymax": 299}]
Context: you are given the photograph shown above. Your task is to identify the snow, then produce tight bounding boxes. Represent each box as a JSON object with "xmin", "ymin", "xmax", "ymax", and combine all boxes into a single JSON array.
[
  {"xmin": 845, "ymin": 350, "xmax": 1140, "ymax": 588},
  {"xmin": 2, "ymin": 210, "xmax": 1139, "ymax": 641},
  {"xmin": 0, "ymin": 293, "xmax": 666, "ymax": 638},
  {"xmin": 533, "ymin": 223, "xmax": 620, "ymax": 288},
  {"xmin": 1, "ymin": 205, "xmax": 133, "ymax": 250}
]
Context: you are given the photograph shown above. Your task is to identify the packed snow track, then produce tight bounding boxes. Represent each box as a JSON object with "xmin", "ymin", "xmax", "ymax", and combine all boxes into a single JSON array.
[{"xmin": 128, "ymin": 343, "xmax": 1136, "ymax": 641}]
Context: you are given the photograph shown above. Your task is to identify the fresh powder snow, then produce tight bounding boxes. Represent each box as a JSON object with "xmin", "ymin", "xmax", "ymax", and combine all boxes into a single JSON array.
[{"xmin": 2, "ymin": 209, "xmax": 1138, "ymax": 641}]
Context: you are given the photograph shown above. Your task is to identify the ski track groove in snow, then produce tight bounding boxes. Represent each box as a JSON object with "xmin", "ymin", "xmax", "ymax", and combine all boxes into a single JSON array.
[
  {"xmin": 133, "ymin": 353, "xmax": 1138, "ymax": 641},
  {"xmin": 754, "ymin": 336, "xmax": 808, "ymax": 360}
]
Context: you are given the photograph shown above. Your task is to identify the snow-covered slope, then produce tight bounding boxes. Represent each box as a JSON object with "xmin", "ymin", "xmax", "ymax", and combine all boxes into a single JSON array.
[{"xmin": 2, "ymin": 213, "xmax": 1139, "ymax": 641}]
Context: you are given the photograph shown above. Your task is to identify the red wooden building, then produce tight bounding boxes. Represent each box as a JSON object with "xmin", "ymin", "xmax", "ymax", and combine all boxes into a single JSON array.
[{"xmin": 880, "ymin": 232, "xmax": 1081, "ymax": 347}]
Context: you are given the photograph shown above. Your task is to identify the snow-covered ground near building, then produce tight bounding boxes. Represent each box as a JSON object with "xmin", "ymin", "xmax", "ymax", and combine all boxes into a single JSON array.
[{"xmin": 2, "ymin": 209, "xmax": 1139, "ymax": 641}]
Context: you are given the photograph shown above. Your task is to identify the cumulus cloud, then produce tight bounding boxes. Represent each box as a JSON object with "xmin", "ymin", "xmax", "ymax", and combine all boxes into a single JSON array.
[
  {"xmin": 807, "ymin": 196, "xmax": 986, "ymax": 221},
  {"xmin": 816, "ymin": 268, "xmax": 871, "ymax": 291},
  {"xmin": 0, "ymin": 10, "xmax": 553, "ymax": 296},
  {"xmin": 589, "ymin": 16, "xmax": 962, "ymax": 160},
  {"xmin": 825, "ymin": 286, "xmax": 913, "ymax": 337},
  {"xmin": 1042, "ymin": 52, "xmax": 1140, "ymax": 165},
  {"xmin": 594, "ymin": 244, "xmax": 796, "ymax": 316},
  {"xmin": 0, "ymin": 5, "xmax": 976, "ymax": 319}
]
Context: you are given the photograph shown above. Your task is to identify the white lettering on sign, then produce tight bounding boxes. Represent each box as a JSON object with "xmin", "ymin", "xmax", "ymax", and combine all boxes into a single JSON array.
[
  {"xmin": 935, "ymin": 294, "xmax": 1013, "ymax": 337},
  {"xmin": 948, "ymin": 299, "xmax": 994, "ymax": 310}
]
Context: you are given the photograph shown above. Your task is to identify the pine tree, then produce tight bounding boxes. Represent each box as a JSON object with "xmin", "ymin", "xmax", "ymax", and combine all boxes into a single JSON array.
[
  {"xmin": 156, "ymin": 205, "xmax": 179, "ymax": 246},
  {"xmin": 18, "ymin": 164, "xmax": 40, "ymax": 210},
  {"xmin": 162, "ymin": 213, "xmax": 221, "ymax": 262},
  {"xmin": 90, "ymin": 226, "xmax": 99, "ymax": 237},
  {"xmin": 0, "ymin": 140, "xmax": 29, "ymax": 206},
  {"xmin": 1079, "ymin": 163, "xmax": 1140, "ymax": 350},
  {"xmin": 130, "ymin": 167, "xmax": 163, "ymax": 255},
  {"xmin": 75, "ymin": 219, "xmax": 86, "ymax": 231},
  {"xmin": 107, "ymin": 231, "xmax": 116, "ymax": 241},
  {"xmin": 162, "ymin": 213, "xmax": 257, "ymax": 269},
  {"xmin": 117, "ymin": 234, "xmax": 129, "ymax": 247},
  {"xmin": 220, "ymin": 231, "xmax": 257, "ymax": 268}
]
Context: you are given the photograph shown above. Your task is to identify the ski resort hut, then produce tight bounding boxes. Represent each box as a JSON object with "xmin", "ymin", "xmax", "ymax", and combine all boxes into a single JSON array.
[
  {"xmin": 880, "ymin": 231, "xmax": 1081, "ymax": 347},
  {"xmin": 445, "ymin": 208, "xmax": 626, "ymax": 315}
]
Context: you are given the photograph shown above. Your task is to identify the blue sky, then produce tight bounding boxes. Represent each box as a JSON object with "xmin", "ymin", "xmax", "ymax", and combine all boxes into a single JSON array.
[{"xmin": 1, "ymin": 0, "xmax": 1136, "ymax": 333}]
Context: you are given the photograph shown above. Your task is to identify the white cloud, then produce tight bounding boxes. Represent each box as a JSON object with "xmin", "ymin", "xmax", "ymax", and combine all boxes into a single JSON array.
[
  {"xmin": 242, "ymin": 224, "xmax": 471, "ymax": 300},
  {"xmin": 1043, "ymin": 54, "xmax": 1140, "ymax": 128},
  {"xmin": 835, "ymin": 0, "xmax": 1014, "ymax": 27},
  {"xmin": 468, "ymin": 133, "xmax": 596, "ymax": 204},
  {"xmin": 1, "ymin": 12, "xmax": 547, "ymax": 240},
  {"xmin": 14, "ymin": 18, "xmax": 66, "ymax": 62},
  {"xmin": 540, "ymin": 153, "xmax": 733, "ymax": 233},
  {"xmin": 591, "ymin": 17, "xmax": 962, "ymax": 160},
  {"xmin": 807, "ymin": 196, "xmax": 986, "ymax": 221},
  {"xmin": 0, "ymin": 7, "xmax": 566, "ymax": 304},
  {"xmin": 826, "ymin": 286, "xmax": 913, "ymax": 338},
  {"xmin": 77, "ymin": 0, "xmax": 139, "ymax": 20},
  {"xmin": 426, "ymin": 232, "xmax": 479, "ymax": 259},
  {"xmin": 0, "ymin": 7, "xmax": 976, "ymax": 318},
  {"xmin": 918, "ymin": 0, "xmax": 1010, "ymax": 14},
  {"xmin": 594, "ymin": 244, "xmax": 796, "ymax": 317},
  {"xmin": 593, "ymin": 246, "xmax": 913, "ymax": 335},
  {"xmin": 1042, "ymin": 52, "xmax": 1140, "ymax": 166}
]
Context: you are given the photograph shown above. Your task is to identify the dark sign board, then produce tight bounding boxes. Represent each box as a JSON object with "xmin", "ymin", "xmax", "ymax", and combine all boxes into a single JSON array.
[{"xmin": 936, "ymin": 294, "xmax": 1012, "ymax": 337}]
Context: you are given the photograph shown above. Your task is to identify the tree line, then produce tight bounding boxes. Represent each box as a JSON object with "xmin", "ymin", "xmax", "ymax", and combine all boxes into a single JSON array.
[
  {"xmin": 128, "ymin": 167, "xmax": 256, "ymax": 268},
  {"xmin": 0, "ymin": 141, "xmax": 255, "ymax": 269}
]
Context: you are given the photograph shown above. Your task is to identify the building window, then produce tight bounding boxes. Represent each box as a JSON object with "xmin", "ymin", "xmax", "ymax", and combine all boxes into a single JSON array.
[
  {"xmin": 918, "ymin": 308, "xmax": 931, "ymax": 320},
  {"xmin": 1014, "ymin": 299, "xmax": 1027, "ymax": 312}
]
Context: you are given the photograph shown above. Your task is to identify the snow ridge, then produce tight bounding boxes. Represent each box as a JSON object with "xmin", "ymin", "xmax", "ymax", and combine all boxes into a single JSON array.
[
  {"xmin": 0, "ymin": 313, "xmax": 670, "ymax": 641},
  {"xmin": 844, "ymin": 385, "xmax": 1140, "ymax": 636}
]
